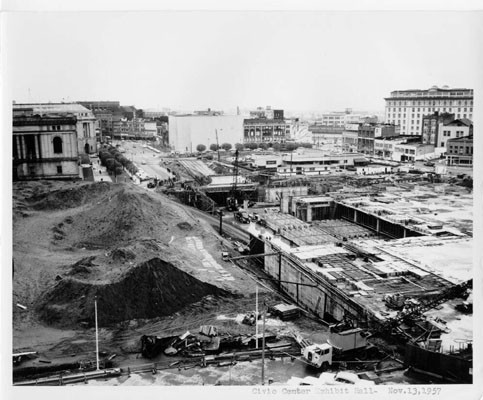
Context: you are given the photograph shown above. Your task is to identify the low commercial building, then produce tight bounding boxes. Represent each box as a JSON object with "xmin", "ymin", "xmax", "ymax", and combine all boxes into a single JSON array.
[
  {"xmin": 357, "ymin": 124, "xmax": 399, "ymax": 155},
  {"xmin": 342, "ymin": 124, "xmax": 360, "ymax": 153},
  {"xmin": 308, "ymin": 124, "xmax": 344, "ymax": 149},
  {"xmin": 13, "ymin": 113, "xmax": 80, "ymax": 180},
  {"xmin": 446, "ymin": 136, "xmax": 473, "ymax": 166},
  {"xmin": 276, "ymin": 149, "xmax": 365, "ymax": 177},
  {"xmin": 245, "ymin": 154, "xmax": 283, "ymax": 169},
  {"xmin": 438, "ymin": 119, "xmax": 473, "ymax": 150},
  {"xmin": 392, "ymin": 143, "xmax": 435, "ymax": 162}
]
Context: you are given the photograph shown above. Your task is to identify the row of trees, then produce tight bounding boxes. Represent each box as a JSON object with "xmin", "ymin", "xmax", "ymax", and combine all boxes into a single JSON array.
[
  {"xmin": 98, "ymin": 145, "xmax": 138, "ymax": 176},
  {"xmin": 196, "ymin": 142, "xmax": 313, "ymax": 153},
  {"xmin": 196, "ymin": 143, "xmax": 233, "ymax": 152}
]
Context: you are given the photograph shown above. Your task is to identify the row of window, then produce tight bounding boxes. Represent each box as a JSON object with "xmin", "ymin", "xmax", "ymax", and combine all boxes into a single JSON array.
[
  {"xmin": 448, "ymin": 145, "xmax": 473, "ymax": 155},
  {"xmin": 387, "ymin": 114, "xmax": 472, "ymax": 127},
  {"xmin": 442, "ymin": 130, "xmax": 467, "ymax": 138},
  {"xmin": 387, "ymin": 99, "xmax": 473, "ymax": 107}
]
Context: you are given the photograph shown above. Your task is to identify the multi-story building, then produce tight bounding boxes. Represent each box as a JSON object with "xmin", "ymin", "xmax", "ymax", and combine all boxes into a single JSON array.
[
  {"xmin": 316, "ymin": 110, "xmax": 378, "ymax": 128},
  {"xmin": 79, "ymin": 101, "xmax": 124, "ymax": 139},
  {"xmin": 342, "ymin": 123, "xmax": 360, "ymax": 153},
  {"xmin": 13, "ymin": 103, "xmax": 97, "ymax": 154},
  {"xmin": 243, "ymin": 119, "xmax": 291, "ymax": 144},
  {"xmin": 169, "ymin": 114, "xmax": 243, "ymax": 152},
  {"xmin": 13, "ymin": 113, "xmax": 80, "ymax": 180},
  {"xmin": 309, "ymin": 124, "xmax": 344, "ymax": 148},
  {"xmin": 385, "ymin": 86, "xmax": 473, "ymax": 136},
  {"xmin": 446, "ymin": 136, "xmax": 473, "ymax": 166},
  {"xmin": 438, "ymin": 119, "xmax": 473, "ymax": 150},
  {"xmin": 421, "ymin": 112, "xmax": 455, "ymax": 146},
  {"xmin": 357, "ymin": 124, "xmax": 399, "ymax": 155},
  {"xmin": 249, "ymin": 106, "xmax": 283, "ymax": 120}
]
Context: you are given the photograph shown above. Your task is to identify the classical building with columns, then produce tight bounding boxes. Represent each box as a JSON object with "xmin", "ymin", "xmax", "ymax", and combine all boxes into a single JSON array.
[
  {"xmin": 13, "ymin": 103, "xmax": 97, "ymax": 154},
  {"xmin": 13, "ymin": 113, "xmax": 80, "ymax": 180}
]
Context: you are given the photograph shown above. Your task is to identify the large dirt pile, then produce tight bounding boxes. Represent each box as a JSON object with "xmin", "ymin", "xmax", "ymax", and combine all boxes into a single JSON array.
[
  {"xmin": 27, "ymin": 181, "xmax": 113, "ymax": 211},
  {"xmin": 37, "ymin": 258, "xmax": 231, "ymax": 328},
  {"xmin": 23, "ymin": 181, "xmax": 203, "ymax": 248}
]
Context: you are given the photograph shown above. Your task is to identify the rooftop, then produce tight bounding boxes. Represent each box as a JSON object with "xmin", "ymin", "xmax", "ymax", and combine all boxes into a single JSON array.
[{"xmin": 13, "ymin": 102, "xmax": 94, "ymax": 116}]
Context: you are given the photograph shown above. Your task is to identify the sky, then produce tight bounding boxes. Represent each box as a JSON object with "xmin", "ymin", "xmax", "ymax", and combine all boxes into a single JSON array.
[{"xmin": 4, "ymin": 10, "xmax": 483, "ymax": 113}]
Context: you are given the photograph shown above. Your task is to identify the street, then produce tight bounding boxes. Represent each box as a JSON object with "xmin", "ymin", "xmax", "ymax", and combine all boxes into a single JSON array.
[{"xmin": 115, "ymin": 140, "xmax": 172, "ymax": 181}]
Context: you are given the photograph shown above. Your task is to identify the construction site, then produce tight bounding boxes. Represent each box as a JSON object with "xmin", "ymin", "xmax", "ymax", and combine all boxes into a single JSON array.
[{"xmin": 12, "ymin": 147, "xmax": 474, "ymax": 387}]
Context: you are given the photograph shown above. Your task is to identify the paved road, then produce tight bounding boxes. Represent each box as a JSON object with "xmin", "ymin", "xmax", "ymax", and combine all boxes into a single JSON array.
[{"xmin": 117, "ymin": 140, "xmax": 172, "ymax": 181}]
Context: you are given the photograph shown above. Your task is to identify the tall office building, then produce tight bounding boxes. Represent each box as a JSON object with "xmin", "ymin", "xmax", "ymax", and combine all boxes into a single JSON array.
[{"xmin": 384, "ymin": 86, "xmax": 473, "ymax": 136}]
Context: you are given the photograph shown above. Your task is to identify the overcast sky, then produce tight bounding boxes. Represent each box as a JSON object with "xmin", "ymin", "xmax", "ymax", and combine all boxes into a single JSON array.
[{"xmin": 4, "ymin": 11, "xmax": 483, "ymax": 113}]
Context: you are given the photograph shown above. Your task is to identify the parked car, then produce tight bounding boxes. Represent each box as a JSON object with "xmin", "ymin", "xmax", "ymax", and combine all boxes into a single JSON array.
[
  {"xmin": 222, "ymin": 252, "xmax": 231, "ymax": 261},
  {"xmin": 234, "ymin": 211, "xmax": 250, "ymax": 223}
]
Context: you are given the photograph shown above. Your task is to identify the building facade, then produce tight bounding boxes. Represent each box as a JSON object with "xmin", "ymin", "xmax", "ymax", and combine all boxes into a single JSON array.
[
  {"xmin": 13, "ymin": 114, "xmax": 80, "ymax": 180},
  {"xmin": 243, "ymin": 118, "xmax": 291, "ymax": 144},
  {"xmin": 385, "ymin": 86, "xmax": 473, "ymax": 136},
  {"xmin": 13, "ymin": 103, "xmax": 97, "ymax": 154},
  {"xmin": 357, "ymin": 124, "xmax": 398, "ymax": 155},
  {"xmin": 421, "ymin": 112, "xmax": 455, "ymax": 146},
  {"xmin": 169, "ymin": 114, "xmax": 244, "ymax": 152},
  {"xmin": 439, "ymin": 119, "xmax": 473, "ymax": 150},
  {"xmin": 392, "ymin": 143, "xmax": 435, "ymax": 163},
  {"xmin": 446, "ymin": 136, "xmax": 473, "ymax": 166}
]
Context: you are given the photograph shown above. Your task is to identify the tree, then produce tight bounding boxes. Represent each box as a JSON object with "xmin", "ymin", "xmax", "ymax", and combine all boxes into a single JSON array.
[
  {"xmin": 221, "ymin": 142, "xmax": 232, "ymax": 151},
  {"xmin": 245, "ymin": 143, "xmax": 258, "ymax": 150},
  {"xmin": 209, "ymin": 143, "xmax": 219, "ymax": 151},
  {"xmin": 285, "ymin": 143, "xmax": 298, "ymax": 151},
  {"xmin": 259, "ymin": 142, "xmax": 268, "ymax": 150},
  {"xmin": 196, "ymin": 144, "xmax": 206, "ymax": 152},
  {"xmin": 235, "ymin": 143, "xmax": 244, "ymax": 151},
  {"xmin": 273, "ymin": 142, "xmax": 281, "ymax": 151}
]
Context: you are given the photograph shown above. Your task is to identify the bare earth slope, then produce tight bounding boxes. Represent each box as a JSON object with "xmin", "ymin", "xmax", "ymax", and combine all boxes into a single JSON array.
[{"xmin": 12, "ymin": 181, "xmax": 255, "ymax": 354}]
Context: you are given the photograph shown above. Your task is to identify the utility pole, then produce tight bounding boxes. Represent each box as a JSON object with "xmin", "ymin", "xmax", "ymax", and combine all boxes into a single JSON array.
[
  {"xmin": 94, "ymin": 296, "xmax": 100, "ymax": 370},
  {"xmin": 219, "ymin": 210, "xmax": 223, "ymax": 235},
  {"xmin": 215, "ymin": 129, "xmax": 221, "ymax": 161},
  {"xmin": 255, "ymin": 285, "xmax": 259, "ymax": 349},
  {"xmin": 261, "ymin": 305, "xmax": 266, "ymax": 385}
]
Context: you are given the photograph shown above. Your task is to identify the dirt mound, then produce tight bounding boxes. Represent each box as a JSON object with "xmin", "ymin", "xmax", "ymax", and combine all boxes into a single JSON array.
[
  {"xmin": 176, "ymin": 222, "xmax": 192, "ymax": 230},
  {"xmin": 66, "ymin": 256, "xmax": 98, "ymax": 276},
  {"xmin": 58, "ymin": 184, "xmax": 202, "ymax": 248},
  {"xmin": 110, "ymin": 248, "xmax": 136, "ymax": 262},
  {"xmin": 27, "ymin": 182, "xmax": 112, "ymax": 211},
  {"xmin": 37, "ymin": 258, "xmax": 231, "ymax": 328}
]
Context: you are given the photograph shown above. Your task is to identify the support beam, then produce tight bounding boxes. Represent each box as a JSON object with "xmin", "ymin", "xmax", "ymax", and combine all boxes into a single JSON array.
[
  {"xmin": 227, "ymin": 252, "xmax": 279, "ymax": 261},
  {"xmin": 278, "ymin": 253, "xmax": 282, "ymax": 289}
]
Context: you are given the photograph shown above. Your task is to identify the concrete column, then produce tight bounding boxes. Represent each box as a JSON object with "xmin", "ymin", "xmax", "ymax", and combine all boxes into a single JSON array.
[
  {"xmin": 403, "ymin": 228, "xmax": 406, "ymax": 238},
  {"xmin": 20, "ymin": 135, "xmax": 26, "ymax": 159},
  {"xmin": 353, "ymin": 209, "xmax": 358, "ymax": 223},
  {"xmin": 34, "ymin": 135, "xmax": 40, "ymax": 159},
  {"xmin": 15, "ymin": 136, "xmax": 22, "ymax": 159},
  {"xmin": 307, "ymin": 206, "xmax": 312, "ymax": 223},
  {"xmin": 376, "ymin": 218, "xmax": 380, "ymax": 233},
  {"xmin": 37, "ymin": 135, "xmax": 42, "ymax": 159}
]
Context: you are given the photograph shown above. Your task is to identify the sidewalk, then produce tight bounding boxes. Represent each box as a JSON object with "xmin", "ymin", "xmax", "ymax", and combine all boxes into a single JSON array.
[{"xmin": 90, "ymin": 156, "xmax": 112, "ymax": 182}]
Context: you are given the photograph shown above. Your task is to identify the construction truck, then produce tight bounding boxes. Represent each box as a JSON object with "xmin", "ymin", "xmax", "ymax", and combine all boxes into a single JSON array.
[{"xmin": 296, "ymin": 327, "xmax": 372, "ymax": 370}]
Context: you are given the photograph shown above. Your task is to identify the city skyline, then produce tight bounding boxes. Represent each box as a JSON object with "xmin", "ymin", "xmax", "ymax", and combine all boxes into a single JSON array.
[{"xmin": 4, "ymin": 11, "xmax": 482, "ymax": 113}]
